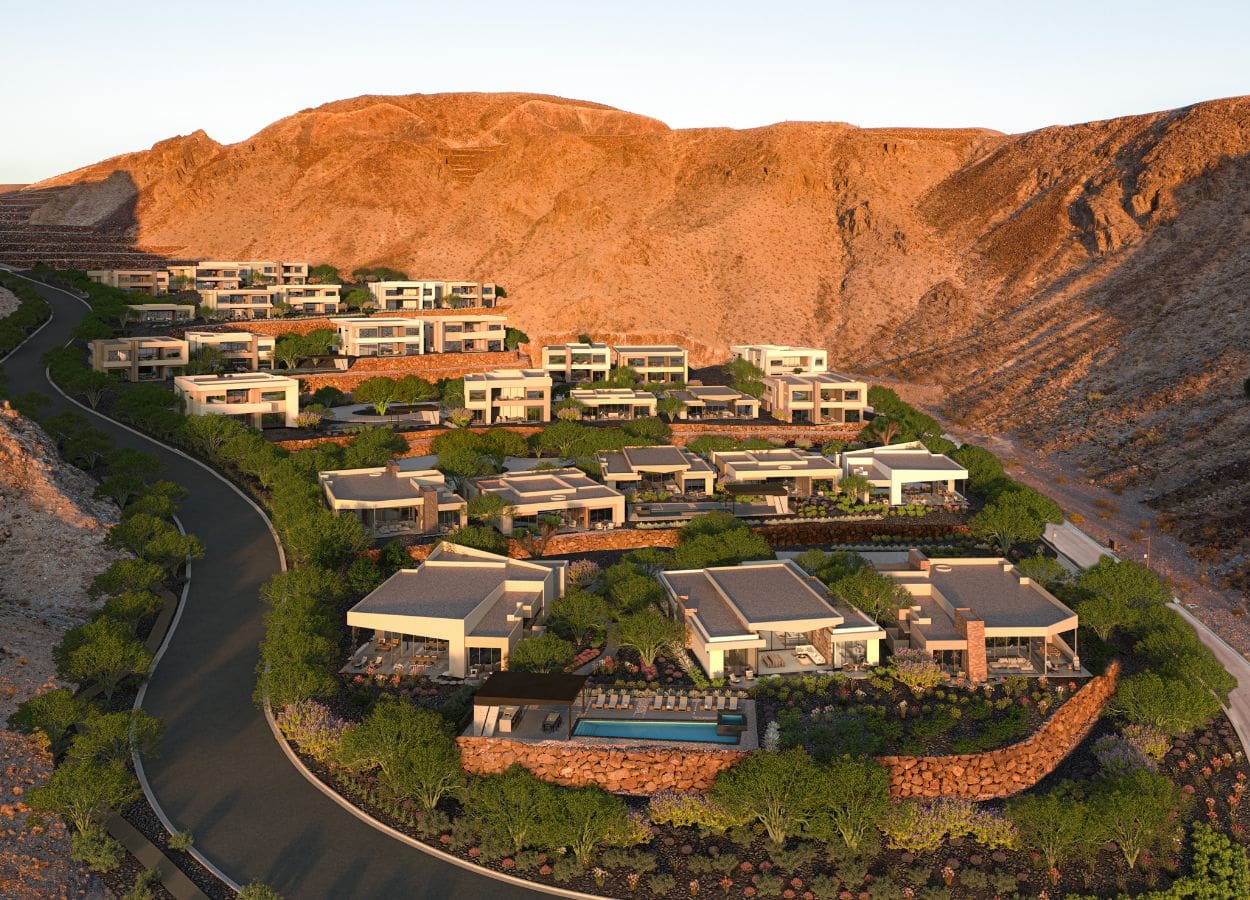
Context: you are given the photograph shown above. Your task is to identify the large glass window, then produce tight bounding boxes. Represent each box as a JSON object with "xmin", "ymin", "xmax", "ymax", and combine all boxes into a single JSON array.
[{"xmin": 470, "ymin": 647, "xmax": 502, "ymax": 667}]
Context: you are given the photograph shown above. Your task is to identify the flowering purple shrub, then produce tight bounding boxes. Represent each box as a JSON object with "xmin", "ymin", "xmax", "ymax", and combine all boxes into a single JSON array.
[
  {"xmin": 1121, "ymin": 723, "xmax": 1172, "ymax": 762},
  {"xmin": 887, "ymin": 649, "xmax": 946, "ymax": 696},
  {"xmin": 647, "ymin": 790, "xmax": 738, "ymax": 831},
  {"xmin": 1093, "ymin": 734, "xmax": 1155, "ymax": 777},
  {"xmin": 882, "ymin": 797, "xmax": 1018, "ymax": 853},
  {"xmin": 567, "ymin": 560, "xmax": 601, "ymax": 586},
  {"xmin": 276, "ymin": 700, "xmax": 346, "ymax": 763}
]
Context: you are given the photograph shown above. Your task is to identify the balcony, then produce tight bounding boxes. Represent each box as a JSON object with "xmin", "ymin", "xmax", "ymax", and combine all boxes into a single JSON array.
[{"xmin": 203, "ymin": 398, "xmax": 285, "ymax": 415}]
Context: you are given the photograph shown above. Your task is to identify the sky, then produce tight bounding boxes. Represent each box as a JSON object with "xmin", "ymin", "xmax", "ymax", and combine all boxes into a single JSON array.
[{"xmin": 3, "ymin": 0, "xmax": 1248, "ymax": 183}]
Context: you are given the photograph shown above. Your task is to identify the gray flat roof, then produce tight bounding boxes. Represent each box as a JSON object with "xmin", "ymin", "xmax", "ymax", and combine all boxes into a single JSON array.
[
  {"xmin": 862, "ymin": 451, "xmax": 967, "ymax": 474},
  {"xmin": 323, "ymin": 470, "xmax": 460, "ymax": 503},
  {"xmin": 714, "ymin": 449, "xmax": 840, "ymax": 476},
  {"xmin": 350, "ymin": 564, "xmax": 508, "ymax": 619},
  {"xmin": 608, "ymin": 445, "xmax": 713, "ymax": 473},
  {"xmin": 474, "ymin": 468, "xmax": 622, "ymax": 506},
  {"xmin": 665, "ymin": 561, "xmax": 842, "ymax": 638},
  {"xmin": 928, "ymin": 564, "xmax": 1074, "ymax": 629}
]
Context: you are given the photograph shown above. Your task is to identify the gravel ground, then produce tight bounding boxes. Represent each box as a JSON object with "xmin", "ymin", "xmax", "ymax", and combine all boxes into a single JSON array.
[
  {"xmin": 121, "ymin": 799, "xmax": 232, "ymax": 899},
  {"xmin": 0, "ymin": 287, "xmax": 18, "ymax": 319}
]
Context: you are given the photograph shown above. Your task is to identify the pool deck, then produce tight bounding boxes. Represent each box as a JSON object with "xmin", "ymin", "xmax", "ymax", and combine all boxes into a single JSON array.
[{"xmin": 484, "ymin": 698, "xmax": 759, "ymax": 750}]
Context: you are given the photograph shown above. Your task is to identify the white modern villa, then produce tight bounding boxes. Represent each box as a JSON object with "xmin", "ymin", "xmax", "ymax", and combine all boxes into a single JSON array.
[
  {"xmin": 345, "ymin": 543, "xmax": 567, "ymax": 679},
  {"xmin": 841, "ymin": 441, "xmax": 969, "ymax": 505},
  {"xmin": 659, "ymin": 559, "xmax": 884, "ymax": 679}
]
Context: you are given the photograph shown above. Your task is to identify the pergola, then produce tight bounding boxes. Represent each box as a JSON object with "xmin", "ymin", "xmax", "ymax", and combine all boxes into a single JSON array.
[{"xmin": 472, "ymin": 671, "xmax": 589, "ymax": 740}]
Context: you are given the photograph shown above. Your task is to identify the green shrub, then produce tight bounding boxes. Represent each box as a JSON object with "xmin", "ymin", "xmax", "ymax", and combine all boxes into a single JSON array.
[{"xmin": 69, "ymin": 825, "xmax": 124, "ymax": 873}]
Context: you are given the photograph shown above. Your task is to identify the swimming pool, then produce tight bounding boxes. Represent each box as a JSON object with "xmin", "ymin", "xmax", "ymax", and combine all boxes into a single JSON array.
[{"xmin": 573, "ymin": 717, "xmax": 743, "ymax": 744}]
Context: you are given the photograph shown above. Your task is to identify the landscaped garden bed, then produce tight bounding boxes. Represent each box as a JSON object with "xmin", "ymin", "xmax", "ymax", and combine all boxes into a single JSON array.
[{"xmin": 753, "ymin": 670, "xmax": 1080, "ymax": 758}]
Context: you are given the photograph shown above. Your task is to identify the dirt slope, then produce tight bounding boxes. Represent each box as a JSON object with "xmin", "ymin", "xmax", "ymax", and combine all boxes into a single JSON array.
[{"xmin": 14, "ymin": 91, "xmax": 1250, "ymax": 595}]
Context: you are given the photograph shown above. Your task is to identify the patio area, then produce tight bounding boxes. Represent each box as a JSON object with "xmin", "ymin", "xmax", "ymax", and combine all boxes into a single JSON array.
[{"xmin": 341, "ymin": 638, "xmax": 461, "ymax": 680}]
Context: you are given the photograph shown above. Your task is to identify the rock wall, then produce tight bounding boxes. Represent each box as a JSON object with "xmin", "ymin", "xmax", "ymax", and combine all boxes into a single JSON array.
[
  {"xmin": 756, "ymin": 520, "xmax": 970, "ymax": 547},
  {"xmin": 878, "ymin": 661, "xmax": 1121, "ymax": 800},
  {"xmin": 456, "ymin": 736, "xmax": 746, "ymax": 794}
]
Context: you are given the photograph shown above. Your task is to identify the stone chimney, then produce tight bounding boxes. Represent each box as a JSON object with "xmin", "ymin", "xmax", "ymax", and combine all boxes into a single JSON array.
[
  {"xmin": 907, "ymin": 548, "xmax": 930, "ymax": 571},
  {"xmin": 419, "ymin": 486, "xmax": 439, "ymax": 533},
  {"xmin": 385, "ymin": 459, "xmax": 400, "ymax": 477},
  {"xmin": 953, "ymin": 607, "xmax": 987, "ymax": 683}
]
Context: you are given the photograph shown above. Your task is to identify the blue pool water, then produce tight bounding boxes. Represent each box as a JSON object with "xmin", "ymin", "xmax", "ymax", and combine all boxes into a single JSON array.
[{"xmin": 573, "ymin": 717, "xmax": 742, "ymax": 744}]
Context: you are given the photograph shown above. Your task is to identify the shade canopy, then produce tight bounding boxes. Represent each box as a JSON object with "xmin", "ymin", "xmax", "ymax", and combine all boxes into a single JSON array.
[{"xmin": 473, "ymin": 671, "xmax": 589, "ymax": 707}]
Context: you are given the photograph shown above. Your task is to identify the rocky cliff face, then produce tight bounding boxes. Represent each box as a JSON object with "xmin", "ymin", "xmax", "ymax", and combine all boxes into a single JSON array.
[{"xmin": 14, "ymin": 91, "xmax": 1250, "ymax": 594}]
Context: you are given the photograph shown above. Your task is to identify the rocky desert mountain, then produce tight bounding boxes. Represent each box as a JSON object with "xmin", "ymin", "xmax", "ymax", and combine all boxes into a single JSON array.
[{"xmin": 2, "ymin": 91, "xmax": 1248, "ymax": 593}]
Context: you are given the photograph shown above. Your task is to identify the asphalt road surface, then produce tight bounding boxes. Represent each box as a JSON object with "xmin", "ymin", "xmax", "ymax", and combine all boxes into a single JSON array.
[{"xmin": 2, "ymin": 272, "xmax": 537, "ymax": 898}]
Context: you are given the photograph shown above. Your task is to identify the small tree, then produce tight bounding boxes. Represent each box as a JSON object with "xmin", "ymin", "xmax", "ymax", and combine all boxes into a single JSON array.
[
  {"xmin": 66, "ymin": 617, "xmax": 152, "ymax": 699},
  {"xmin": 353, "ymin": 376, "xmax": 402, "ymax": 416},
  {"xmin": 507, "ymin": 633, "xmax": 576, "ymax": 673},
  {"xmin": 540, "ymin": 785, "xmax": 636, "ymax": 867},
  {"xmin": 28, "ymin": 759, "xmax": 140, "ymax": 834},
  {"xmin": 336, "ymin": 700, "xmax": 463, "ymax": 809},
  {"xmin": 837, "ymin": 473, "xmax": 872, "ymax": 503},
  {"xmin": 238, "ymin": 885, "xmax": 283, "ymax": 900},
  {"xmin": 1074, "ymin": 592, "xmax": 1137, "ymax": 641},
  {"xmin": 94, "ymin": 473, "xmax": 148, "ymax": 509},
  {"xmin": 67, "ymin": 709, "xmax": 164, "ymax": 766},
  {"xmin": 1076, "ymin": 556, "xmax": 1171, "ymax": 609},
  {"xmin": 89, "ymin": 558, "xmax": 166, "ymax": 598},
  {"xmin": 504, "ymin": 327, "xmax": 530, "ymax": 350},
  {"xmin": 466, "ymin": 493, "xmax": 510, "ymax": 524},
  {"xmin": 185, "ymin": 346, "xmax": 227, "ymax": 375},
  {"xmin": 970, "ymin": 496, "xmax": 1042, "ymax": 555},
  {"xmin": 464, "ymin": 765, "xmax": 555, "ymax": 855},
  {"xmin": 616, "ymin": 610, "xmax": 686, "ymax": 667},
  {"xmin": 1089, "ymin": 771, "xmax": 1189, "ymax": 868},
  {"xmin": 657, "ymin": 396, "xmax": 685, "ymax": 420},
  {"xmin": 1007, "ymin": 789, "xmax": 1091, "ymax": 870},
  {"xmin": 823, "ymin": 759, "xmax": 891, "ymax": 851},
  {"xmin": 445, "ymin": 524, "xmax": 507, "ymax": 555},
  {"xmin": 7, "ymin": 688, "xmax": 91, "ymax": 752},
  {"xmin": 514, "ymin": 513, "xmax": 563, "ymax": 557},
  {"xmin": 832, "ymin": 567, "xmax": 909, "ymax": 625},
  {"xmin": 1114, "ymin": 672, "xmax": 1222, "ymax": 735},
  {"xmin": 550, "ymin": 589, "xmax": 610, "ymax": 646},
  {"xmin": 711, "ymin": 748, "xmax": 823, "ymax": 845}
]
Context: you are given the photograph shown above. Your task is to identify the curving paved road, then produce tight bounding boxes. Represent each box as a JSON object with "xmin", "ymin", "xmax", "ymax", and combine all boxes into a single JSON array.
[{"xmin": 3, "ymin": 272, "xmax": 536, "ymax": 898}]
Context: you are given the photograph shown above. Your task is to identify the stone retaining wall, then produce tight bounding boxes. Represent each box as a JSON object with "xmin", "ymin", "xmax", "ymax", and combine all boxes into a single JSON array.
[
  {"xmin": 756, "ymin": 521, "xmax": 970, "ymax": 547},
  {"xmin": 878, "ymin": 662, "xmax": 1121, "ymax": 800},
  {"xmin": 456, "ymin": 736, "xmax": 746, "ymax": 794}
]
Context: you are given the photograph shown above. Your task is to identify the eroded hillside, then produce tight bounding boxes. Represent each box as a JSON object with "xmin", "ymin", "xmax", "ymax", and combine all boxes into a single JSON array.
[{"xmin": 9, "ymin": 91, "xmax": 1250, "ymax": 594}]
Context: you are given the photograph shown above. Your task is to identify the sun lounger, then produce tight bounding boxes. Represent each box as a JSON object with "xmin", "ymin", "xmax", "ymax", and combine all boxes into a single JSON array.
[
  {"xmin": 678, "ymin": 696, "xmax": 689, "ymax": 711},
  {"xmin": 593, "ymin": 694, "xmax": 605, "ymax": 709},
  {"xmin": 729, "ymin": 696, "xmax": 739, "ymax": 711},
  {"xmin": 542, "ymin": 712, "xmax": 562, "ymax": 733},
  {"xmin": 702, "ymin": 695, "xmax": 714, "ymax": 711},
  {"xmin": 665, "ymin": 695, "xmax": 676, "ymax": 711},
  {"xmin": 652, "ymin": 694, "xmax": 663, "ymax": 710},
  {"xmin": 716, "ymin": 695, "xmax": 727, "ymax": 710},
  {"xmin": 729, "ymin": 672, "xmax": 741, "ymax": 684},
  {"xmin": 608, "ymin": 693, "xmax": 620, "ymax": 709}
]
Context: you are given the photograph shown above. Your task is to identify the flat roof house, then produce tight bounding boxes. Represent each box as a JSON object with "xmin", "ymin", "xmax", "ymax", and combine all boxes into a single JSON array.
[
  {"xmin": 173, "ymin": 371, "xmax": 300, "ymax": 428},
  {"xmin": 185, "ymin": 330, "xmax": 275, "ymax": 371},
  {"xmin": 272, "ymin": 283, "xmax": 341, "ymax": 316},
  {"xmin": 333, "ymin": 317, "xmax": 427, "ymax": 358},
  {"xmin": 541, "ymin": 342, "xmax": 612, "ymax": 384},
  {"xmin": 879, "ymin": 550, "xmax": 1082, "ymax": 682},
  {"xmin": 471, "ymin": 467, "xmax": 626, "ymax": 535},
  {"xmin": 127, "ymin": 304, "xmax": 195, "ymax": 325},
  {"xmin": 426, "ymin": 314, "xmax": 508, "ymax": 353},
  {"xmin": 567, "ymin": 388, "xmax": 658, "ymax": 421},
  {"xmin": 731, "ymin": 344, "xmax": 829, "ymax": 376},
  {"xmin": 89, "ymin": 337, "xmax": 188, "ymax": 382},
  {"xmin": 366, "ymin": 280, "xmax": 499, "ymax": 311},
  {"xmin": 87, "ymin": 269, "xmax": 170, "ymax": 296},
  {"xmin": 197, "ymin": 288, "xmax": 282, "ymax": 320},
  {"xmin": 762, "ymin": 372, "xmax": 870, "ymax": 425},
  {"xmin": 597, "ymin": 445, "xmax": 715, "ymax": 496},
  {"xmin": 346, "ymin": 542, "xmax": 566, "ymax": 679},
  {"xmin": 319, "ymin": 459, "xmax": 467, "ymax": 537},
  {"xmin": 711, "ymin": 448, "xmax": 841, "ymax": 497},
  {"xmin": 667, "ymin": 384, "xmax": 760, "ymax": 420},
  {"xmin": 464, "ymin": 369, "xmax": 552, "ymax": 424},
  {"xmin": 841, "ymin": 441, "xmax": 969, "ymax": 505},
  {"xmin": 168, "ymin": 260, "xmax": 308, "ymax": 291},
  {"xmin": 612, "ymin": 345, "xmax": 689, "ymax": 384},
  {"xmin": 660, "ymin": 559, "xmax": 885, "ymax": 679}
]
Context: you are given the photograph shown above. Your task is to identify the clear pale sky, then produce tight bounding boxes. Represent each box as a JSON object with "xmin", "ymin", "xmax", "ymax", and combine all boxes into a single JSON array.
[{"xmin": 3, "ymin": 0, "xmax": 1247, "ymax": 183}]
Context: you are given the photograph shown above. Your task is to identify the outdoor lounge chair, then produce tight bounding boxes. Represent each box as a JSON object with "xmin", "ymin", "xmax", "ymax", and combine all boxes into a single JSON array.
[
  {"xmin": 716, "ymin": 695, "xmax": 727, "ymax": 710},
  {"xmin": 728, "ymin": 672, "xmax": 741, "ymax": 684},
  {"xmin": 702, "ymin": 695, "xmax": 714, "ymax": 711},
  {"xmin": 729, "ymin": 696, "xmax": 739, "ymax": 711},
  {"xmin": 665, "ymin": 695, "xmax": 676, "ymax": 711},
  {"xmin": 593, "ymin": 693, "xmax": 606, "ymax": 709},
  {"xmin": 607, "ymin": 693, "xmax": 620, "ymax": 709},
  {"xmin": 678, "ymin": 696, "xmax": 689, "ymax": 711},
  {"xmin": 542, "ymin": 712, "xmax": 562, "ymax": 733},
  {"xmin": 652, "ymin": 694, "xmax": 663, "ymax": 710}
]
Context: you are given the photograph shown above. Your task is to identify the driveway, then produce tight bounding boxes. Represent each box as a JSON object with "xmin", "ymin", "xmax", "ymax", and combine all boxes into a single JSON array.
[{"xmin": 1, "ymin": 272, "xmax": 536, "ymax": 898}]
